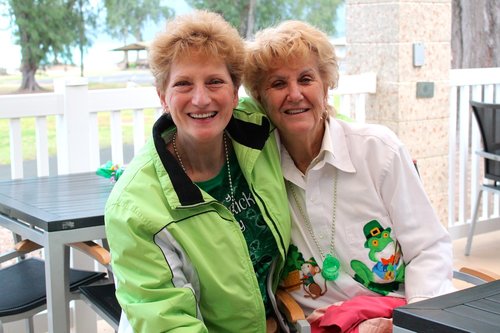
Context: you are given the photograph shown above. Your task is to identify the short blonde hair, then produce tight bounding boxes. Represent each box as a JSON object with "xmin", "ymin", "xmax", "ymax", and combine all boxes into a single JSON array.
[
  {"xmin": 149, "ymin": 10, "xmax": 245, "ymax": 93},
  {"xmin": 243, "ymin": 20, "xmax": 339, "ymax": 105}
]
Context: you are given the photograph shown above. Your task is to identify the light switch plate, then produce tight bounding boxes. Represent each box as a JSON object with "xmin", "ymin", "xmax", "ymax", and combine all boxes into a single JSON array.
[
  {"xmin": 416, "ymin": 82, "xmax": 434, "ymax": 98},
  {"xmin": 413, "ymin": 42, "xmax": 425, "ymax": 67}
]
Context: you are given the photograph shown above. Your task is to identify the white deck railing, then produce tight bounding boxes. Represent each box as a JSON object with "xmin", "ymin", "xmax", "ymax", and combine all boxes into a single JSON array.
[
  {"xmin": 448, "ymin": 67, "xmax": 500, "ymax": 238},
  {"xmin": 1, "ymin": 78, "xmax": 164, "ymax": 179},
  {"xmin": 0, "ymin": 73, "xmax": 377, "ymax": 179}
]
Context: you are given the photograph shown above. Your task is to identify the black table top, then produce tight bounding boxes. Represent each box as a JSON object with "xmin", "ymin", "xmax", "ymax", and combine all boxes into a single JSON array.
[
  {"xmin": 394, "ymin": 279, "xmax": 500, "ymax": 333},
  {"xmin": 0, "ymin": 172, "xmax": 115, "ymax": 232}
]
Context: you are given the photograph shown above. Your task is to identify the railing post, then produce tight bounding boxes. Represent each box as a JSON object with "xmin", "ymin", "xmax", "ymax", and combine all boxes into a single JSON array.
[
  {"xmin": 54, "ymin": 78, "xmax": 92, "ymax": 174},
  {"xmin": 9, "ymin": 118, "xmax": 23, "ymax": 179}
]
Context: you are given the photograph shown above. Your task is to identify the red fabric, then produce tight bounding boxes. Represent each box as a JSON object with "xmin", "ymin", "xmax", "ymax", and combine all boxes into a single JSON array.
[{"xmin": 309, "ymin": 296, "xmax": 407, "ymax": 333}]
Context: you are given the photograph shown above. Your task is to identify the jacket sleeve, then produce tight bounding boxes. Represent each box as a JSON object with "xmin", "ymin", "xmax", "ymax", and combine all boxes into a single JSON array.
[
  {"xmin": 380, "ymin": 143, "xmax": 455, "ymax": 303},
  {"xmin": 105, "ymin": 202, "xmax": 208, "ymax": 333}
]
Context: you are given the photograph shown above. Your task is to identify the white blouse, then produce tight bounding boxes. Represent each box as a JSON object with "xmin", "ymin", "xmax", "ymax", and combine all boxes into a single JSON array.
[{"xmin": 279, "ymin": 117, "xmax": 455, "ymax": 315}]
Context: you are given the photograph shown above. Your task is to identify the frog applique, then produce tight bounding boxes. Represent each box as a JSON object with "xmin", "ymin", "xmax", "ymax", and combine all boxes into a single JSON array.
[{"xmin": 350, "ymin": 220, "xmax": 405, "ymax": 295}]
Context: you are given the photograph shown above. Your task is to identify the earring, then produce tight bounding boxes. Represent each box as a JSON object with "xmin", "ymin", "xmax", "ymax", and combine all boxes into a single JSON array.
[{"xmin": 322, "ymin": 110, "xmax": 328, "ymax": 120}]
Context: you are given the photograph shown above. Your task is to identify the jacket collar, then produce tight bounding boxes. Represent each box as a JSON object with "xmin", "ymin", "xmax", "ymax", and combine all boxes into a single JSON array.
[{"xmin": 152, "ymin": 112, "xmax": 270, "ymax": 206}]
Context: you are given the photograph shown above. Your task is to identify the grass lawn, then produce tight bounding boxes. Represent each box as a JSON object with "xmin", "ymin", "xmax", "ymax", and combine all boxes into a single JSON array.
[{"xmin": 0, "ymin": 76, "xmax": 129, "ymax": 94}]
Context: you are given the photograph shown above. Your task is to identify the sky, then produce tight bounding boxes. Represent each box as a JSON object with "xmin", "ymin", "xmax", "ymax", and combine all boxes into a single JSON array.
[
  {"xmin": 0, "ymin": 1, "xmax": 344, "ymax": 74},
  {"xmin": 0, "ymin": 1, "xmax": 193, "ymax": 73}
]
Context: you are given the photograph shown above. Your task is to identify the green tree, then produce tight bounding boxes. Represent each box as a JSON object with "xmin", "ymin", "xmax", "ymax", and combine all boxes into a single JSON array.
[
  {"xmin": 76, "ymin": 0, "xmax": 99, "ymax": 77},
  {"xmin": 3, "ymin": 0, "xmax": 96, "ymax": 92},
  {"xmin": 185, "ymin": 0, "xmax": 342, "ymax": 38},
  {"xmin": 103, "ymin": 0, "xmax": 173, "ymax": 43}
]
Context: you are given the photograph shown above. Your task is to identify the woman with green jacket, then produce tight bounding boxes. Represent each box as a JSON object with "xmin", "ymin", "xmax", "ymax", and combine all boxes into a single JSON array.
[{"xmin": 104, "ymin": 11, "xmax": 290, "ymax": 333}]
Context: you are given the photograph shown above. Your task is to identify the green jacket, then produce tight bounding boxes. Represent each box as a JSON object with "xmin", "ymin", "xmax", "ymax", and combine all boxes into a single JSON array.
[{"xmin": 105, "ymin": 98, "xmax": 291, "ymax": 333}]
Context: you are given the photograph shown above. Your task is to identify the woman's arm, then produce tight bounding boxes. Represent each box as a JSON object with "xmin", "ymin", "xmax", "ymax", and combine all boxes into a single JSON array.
[
  {"xmin": 105, "ymin": 202, "xmax": 207, "ymax": 332},
  {"xmin": 381, "ymin": 144, "xmax": 455, "ymax": 302}
]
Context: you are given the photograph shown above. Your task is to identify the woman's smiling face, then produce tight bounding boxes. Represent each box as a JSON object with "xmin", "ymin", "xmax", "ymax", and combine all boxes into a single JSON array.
[
  {"xmin": 258, "ymin": 55, "xmax": 327, "ymax": 140},
  {"xmin": 159, "ymin": 52, "xmax": 238, "ymax": 144}
]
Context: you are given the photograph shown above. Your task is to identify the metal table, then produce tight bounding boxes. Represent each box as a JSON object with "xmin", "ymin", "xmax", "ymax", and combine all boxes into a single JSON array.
[
  {"xmin": 0, "ymin": 172, "xmax": 114, "ymax": 333},
  {"xmin": 394, "ymin": 279, "xmax": 500, "ymax": 332}
]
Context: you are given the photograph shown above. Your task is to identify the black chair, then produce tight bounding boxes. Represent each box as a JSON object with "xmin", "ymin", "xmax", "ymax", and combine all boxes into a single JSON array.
[
  {"xmin": 69, "ymin": 240, "xmax": 121, "ymax": 332},
  {"xmin": 465, "ymin": 101, "xmax": 500, "ymax": 256},
  {"xmin": 0, "ymin": 239, "xmax": 106, "ymax": 333},
  {"xmin": 79, "ymin": 283, "xmax": 120, "ymax": 330}
]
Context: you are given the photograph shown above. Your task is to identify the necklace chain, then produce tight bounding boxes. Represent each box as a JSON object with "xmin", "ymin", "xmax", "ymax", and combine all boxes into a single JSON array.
[
  {"xmin": 288, "ymin": 169, "xmax": 338, "ymax": 260},
  {"xmin": 172, "ymin": 131, "xmax": 186, "ymax": 172},
  {"xmin": 172, "ymin": 131, "xmax": 235, "ymax": 207}
]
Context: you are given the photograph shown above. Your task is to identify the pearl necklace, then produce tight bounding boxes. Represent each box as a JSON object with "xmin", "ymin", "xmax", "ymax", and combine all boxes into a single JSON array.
[
  {"xmin": 172, "ymin": 131, "xmax": 235, "ymax": 208},
  {"xmin": 288, "ymin": 169, "xmax": 341, "ymax": 281}
]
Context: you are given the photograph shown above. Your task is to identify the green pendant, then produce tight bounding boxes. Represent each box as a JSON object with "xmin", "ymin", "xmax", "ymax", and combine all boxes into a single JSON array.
[{"xmin": 321, "ymin": 254, "xmax": 340, "ymax": 281}]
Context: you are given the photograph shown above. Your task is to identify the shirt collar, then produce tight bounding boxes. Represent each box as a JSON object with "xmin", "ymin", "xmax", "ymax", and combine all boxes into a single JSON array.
[
  {"xmin": 281, "ymin": 118, "xmax": 356, "ymax": 184},
  {"xmin": 327, "ymin": 118, "xmax": 356, "ymax": 173}
]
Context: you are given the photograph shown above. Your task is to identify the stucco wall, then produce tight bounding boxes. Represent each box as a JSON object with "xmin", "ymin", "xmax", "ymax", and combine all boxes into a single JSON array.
[{"xmin": 345, "ymin": 0, "xmax": 452, "ymax": 225}]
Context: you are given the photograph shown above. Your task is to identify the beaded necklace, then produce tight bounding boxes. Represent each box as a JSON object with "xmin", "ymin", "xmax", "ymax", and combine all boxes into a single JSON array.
[
  {"xmin": 288, "ymin": 169, "xmax": 341, "ymax": 281},
  {"xmin": 172, "ymin": 131, "xmax": 235, "ymax": 208}
]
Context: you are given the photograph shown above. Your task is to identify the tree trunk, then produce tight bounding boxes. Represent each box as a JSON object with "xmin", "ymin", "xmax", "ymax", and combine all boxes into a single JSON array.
[
  {"xmin": 245, "ymin": 0, "xmax": 257, "ymax": 38},
  {"xmin": 238, "ymin": 3, "xmax": 250, "ymax": 37},
  {"xmin": 80, "ymin": 43, "xmax": 85, "ymax": 77},
  {"xmin": 452, "ymin": 0, "xmax": 500, "ymax": 68},
  {"xmin": 78, "ymin": 0, "xmax": 85, "ymax": 77},
  {"xmin": 19, "ymin": 64, "xmax": 43, "ymax": 92},
  {"xmin": 124, "ymin": 50, "xmax": 129, "ymax": 69}
]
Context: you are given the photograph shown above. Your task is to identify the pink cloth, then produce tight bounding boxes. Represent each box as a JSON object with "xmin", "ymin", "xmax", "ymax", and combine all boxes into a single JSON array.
[
  {"xmin": 308, "ymin": 296, "xmax": 407, "ymax": 333},
  {"xmin": 357, "ymin": 318, "xmax": 393, "ymax": 333}
]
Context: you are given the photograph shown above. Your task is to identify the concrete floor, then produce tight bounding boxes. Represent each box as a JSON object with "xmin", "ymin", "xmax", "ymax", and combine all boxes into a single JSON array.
[{"xmin": 452, "ymin": 229, "xmax": 500, "ymax": 284}]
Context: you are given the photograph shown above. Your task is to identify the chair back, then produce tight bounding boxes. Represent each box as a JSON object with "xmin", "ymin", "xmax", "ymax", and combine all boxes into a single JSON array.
[{"xmin": 470, "ymin": 101, "xmax": 500, "ymax": 182}]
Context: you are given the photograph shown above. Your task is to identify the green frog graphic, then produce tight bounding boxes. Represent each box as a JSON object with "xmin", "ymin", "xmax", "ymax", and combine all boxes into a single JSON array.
[{"xmin": 350, "ymin": 220, "xmax": 405, "ymax": 295}]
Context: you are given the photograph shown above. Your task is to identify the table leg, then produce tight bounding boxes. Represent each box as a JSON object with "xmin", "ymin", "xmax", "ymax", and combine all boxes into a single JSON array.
[{"xmin": 45, "ymin": 239, "xmax": 71, "ymax": 333}]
